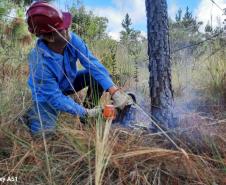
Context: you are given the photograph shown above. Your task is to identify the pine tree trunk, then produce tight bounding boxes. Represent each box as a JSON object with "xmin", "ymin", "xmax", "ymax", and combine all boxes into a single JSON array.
[{"xmin": 145, "ymin": 0, "xmax": 175, "ymax": 129}]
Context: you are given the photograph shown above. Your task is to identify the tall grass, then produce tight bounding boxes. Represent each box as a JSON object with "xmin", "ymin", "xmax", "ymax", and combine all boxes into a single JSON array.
[
  {"xmin": 95, "ymin": 118, "xmax": 114, "ymax": 185},
  {"xmin": 1, "ymin": 6, "xmax": 226, "ymax": 185},
  {"xmin": 1, "ymin": 114, "xmax": 226, "ymax": 184}
]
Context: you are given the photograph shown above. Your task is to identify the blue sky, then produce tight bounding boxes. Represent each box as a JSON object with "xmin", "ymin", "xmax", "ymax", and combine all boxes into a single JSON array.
[
  {"xmin": 82, "ymin": 0, "xmax": 198, "ymax": 9},
  {"xmin": 53, "ymin": 0, "xmax": 226, "ymax": 40},
  {"xmin": 168, "ymin": 0, "xmax": 198, "ymax": 11},
  {"xmin": 57, "ymin": 0, "xmax": 198, "ymax": 10}
]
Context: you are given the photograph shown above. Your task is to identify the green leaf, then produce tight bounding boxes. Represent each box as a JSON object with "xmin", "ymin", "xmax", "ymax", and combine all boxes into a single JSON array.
[{"xmin": 0, "ymin": 7, "xmax": 6, "ymax": 15}]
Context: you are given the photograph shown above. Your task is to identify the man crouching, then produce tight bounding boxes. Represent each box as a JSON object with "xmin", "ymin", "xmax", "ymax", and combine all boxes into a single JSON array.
[{"xmin": 22, "ymin": 1, "xmax": 132, "ymax": 136}]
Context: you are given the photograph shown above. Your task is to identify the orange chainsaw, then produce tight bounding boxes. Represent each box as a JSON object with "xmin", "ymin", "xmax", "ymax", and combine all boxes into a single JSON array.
[{"xmin": 102, "ymin": 92, "xmax": 142, "ymax": 125}]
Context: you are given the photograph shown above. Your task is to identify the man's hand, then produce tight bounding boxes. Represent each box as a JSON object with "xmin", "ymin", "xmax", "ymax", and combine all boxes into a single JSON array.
[
  {"xmin": 111, "ymin": 91, "xmax": 134, "ymax": 110},
  {"xmin": 86, "ymin": 106, "xmax": 102, "ymax": 118}
]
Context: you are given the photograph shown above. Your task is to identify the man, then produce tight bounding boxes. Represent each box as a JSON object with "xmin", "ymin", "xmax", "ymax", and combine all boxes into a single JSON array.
[{"xmin": 24, "ymin": 1, "xmax": 132, "ymax": 135}]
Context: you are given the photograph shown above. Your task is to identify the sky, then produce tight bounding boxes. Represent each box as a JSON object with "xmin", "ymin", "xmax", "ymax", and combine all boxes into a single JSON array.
[{"xmin": 53, "ymin": 0, "xmax": 226, "ymax": 40}]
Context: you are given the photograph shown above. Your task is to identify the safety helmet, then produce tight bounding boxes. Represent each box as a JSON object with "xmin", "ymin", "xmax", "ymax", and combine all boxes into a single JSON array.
[{"xmin": 26, "ymin": 1, "xmax": 72, "ymax": 35}]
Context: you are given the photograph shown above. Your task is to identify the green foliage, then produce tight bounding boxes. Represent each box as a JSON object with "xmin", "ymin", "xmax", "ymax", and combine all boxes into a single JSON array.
[
  {"xmin": 12, "ymin": 19, "xmax": 29, "ymax": 40},
  {"xmin": 120, "ymin": 13, "xmax": 143, "ymax": 59},
  {"xmin": 182, "ymin": 7, "xmax": 196, "ymax": 28},
  {"xmin": 121, "ymin": 13, "xmax": 133, "ymax": 36},
  {"xmin": 118, "ymin": 13, "xmax": 146, "ymax": 87},
  {"xmin": 10, "ymin": 0, "xmax": 46, "ymax": 6},
  {"xmin": 0, "ymin": 1, "xmax": 13, "ymax": 20},
  {"xmin": 195, "ymin": 33, "xmax": 226, "ymax": 103},
  {"xmin": 170, "ymin": 8, "xmax": 203, "ymax": 59},
  {"xmin": 14, "ymin": 0, "xmax": 30, "ymax": 5},
  {"xmin": 205, "ymin": 22, "xmax": 213, "ymax": 33},
  {"xmin": 90, "ymin": 39, "xmax": 117, "ymax": 73},
  {"xmin": 120, "ymin": 13, "xmax": 142, "ymax": 51},
  {"xmin": 0, "ymin": 0, "xmax": 32, "ymax": 70},
  {"xmin": 0, "ymin": 7, "xmax": 7, "ymax": 16},
  {"xmin": 171, "ymin": 6, "xmax": 226, "ymax": 106},
  {"xmin": 0, "ymin": 3, "xmax": 226, "ymax": 184},
  {"xmin": 70, "ymin": 6, "xmax": 108, "ymax": 42},
  {"xmin": 175, "ymin": 8, "xmax": 182, "ymax": 22}
]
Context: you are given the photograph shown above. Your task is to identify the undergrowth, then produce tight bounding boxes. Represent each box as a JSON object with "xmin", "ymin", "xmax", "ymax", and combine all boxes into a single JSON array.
[
  {"xmin": 0, "ymin": 4, "xmax": 226, "ymax": 185},
  {"xmin": 0, "ymin": 115, "xmax": 226, "ymax": 184}
]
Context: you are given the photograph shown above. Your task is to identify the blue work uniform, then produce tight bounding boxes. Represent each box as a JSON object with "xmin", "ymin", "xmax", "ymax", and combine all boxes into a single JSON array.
[{"xmin": 27, "ymin": 32, "xmax": 114, "ymax": 134}]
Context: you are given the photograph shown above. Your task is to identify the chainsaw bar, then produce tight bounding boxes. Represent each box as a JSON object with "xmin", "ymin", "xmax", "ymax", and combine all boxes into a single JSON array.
[{"xmin": 113, "ymin": 103, "xmax": 155, "ymax": 131}]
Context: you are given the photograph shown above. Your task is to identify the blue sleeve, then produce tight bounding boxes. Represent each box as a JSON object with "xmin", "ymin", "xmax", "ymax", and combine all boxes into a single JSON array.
[
  {"xmin": 70, "ymin": 33, "xmax": 114, "ymax": 90},
  {"xmin": 28, "ymin": 51, "xmax": 87, "ymax": 117}
]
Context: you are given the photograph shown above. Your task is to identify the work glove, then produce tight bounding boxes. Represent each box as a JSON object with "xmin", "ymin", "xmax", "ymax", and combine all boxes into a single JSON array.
[
  {"xmin": 111, "ymin": 91, "xmax": 134, "ymax": 110},
  {"xmin": 86, "ymin": 106, "xmax": 102, "ymax": 118}
]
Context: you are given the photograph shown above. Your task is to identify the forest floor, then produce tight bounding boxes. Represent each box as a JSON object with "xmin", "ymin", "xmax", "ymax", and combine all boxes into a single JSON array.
[{"xmin": 1, "ymin": 80, "xmax": 226, "ymax": 185}]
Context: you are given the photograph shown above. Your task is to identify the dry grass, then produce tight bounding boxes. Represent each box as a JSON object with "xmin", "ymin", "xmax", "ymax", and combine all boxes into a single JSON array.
[
  {"xmin": 1, "ymin": 16, "xmax": 226, "ymax": 185},
  {"xmin": 0, "ymin": 112, "xmax": 226, "ymax": 185},
  {"xmin": 1, "ymin": 55, "xmax": 226, "ymax": 185}
]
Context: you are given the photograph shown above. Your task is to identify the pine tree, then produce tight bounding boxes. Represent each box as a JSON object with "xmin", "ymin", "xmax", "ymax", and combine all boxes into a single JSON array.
[
  {"xmin": 182, "ymin": 6, "xmax": 195, "ymax": 28},
  {"xmin": 120, "ymin": 13, "xmax": 133, "ymax": 43},
  {"xmin": 175, "ymin": 8, "xmax": 182, "ymax": 22},
  {"xmin": 145, "ymin": 0, "xmax": 175, "ymax": 129},
  {"xmin": 122, "ymin": 13, "xmax": 132, "ymax": 35}
]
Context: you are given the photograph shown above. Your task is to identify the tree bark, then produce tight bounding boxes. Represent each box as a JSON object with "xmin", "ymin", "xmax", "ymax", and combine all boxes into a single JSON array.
[{"xmin": 145, "ymin": 0, "xmax": 175, "ymax": 129}]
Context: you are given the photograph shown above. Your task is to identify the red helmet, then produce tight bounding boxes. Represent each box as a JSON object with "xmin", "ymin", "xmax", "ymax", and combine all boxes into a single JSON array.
[{"xmin": 26, "ymin": 1, "xmax": 72, "ymax": 35}]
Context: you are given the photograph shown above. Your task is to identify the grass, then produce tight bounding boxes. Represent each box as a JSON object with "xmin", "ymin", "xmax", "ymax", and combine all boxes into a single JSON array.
[
  {"xmin": 1, "ymin": 57, "xmax": 226, "ymax": 185},
  {"xmin": 1, "ymin": 66, "xmax": 226, "ymax": 184},
  {"xmin": 95, "ymin": 118, "xmax": 114, "ymax": 185},
  {"xmin": 1, "ymin": 14, "xmax": 226, "ymax": 185},
  {"xmin": 1, "ymin": 116, "xmax": 226, "ymax": 184}
]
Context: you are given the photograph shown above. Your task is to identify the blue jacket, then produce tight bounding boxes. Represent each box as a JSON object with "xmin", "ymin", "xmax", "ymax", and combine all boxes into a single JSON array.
[{"xmin": 28, "ymin": 32, "xmax": 114, "ymax": 117}]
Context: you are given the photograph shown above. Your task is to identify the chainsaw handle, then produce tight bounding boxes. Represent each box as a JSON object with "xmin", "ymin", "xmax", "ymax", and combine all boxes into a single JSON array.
[{"xmin": 126, "ymin": 92, "xmax": 136, "ymax": 103}]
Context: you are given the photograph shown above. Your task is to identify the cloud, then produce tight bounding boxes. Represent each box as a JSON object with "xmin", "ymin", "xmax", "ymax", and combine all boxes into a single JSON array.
[
  {"xmin": 194, "ymin": 0, "xmax": 226, "ymax": 31},
  {"xmin": 108, "ymin": 31, "xmax": 121, "ymax": 40},
  {"xmin": 87, "ymin": 0, "xmax": 226, "ymax": 39},
  {"xmin": 140, "ymin": 30, "xmax": 147, "ymax": 38},
  {"xmin": 87, "ymin": 0, "xmax": 146, "ymax": 40},
  {"xmin": 112, "ymin": 0, "xmax": 145, "ymax": 23},
  {"xmin": 168, "ymin": 1, "xmax": 179, "ymax": 20},
  {"xmin": 89, "ymin": 7, "xmax": 123, "ymax": 30}
]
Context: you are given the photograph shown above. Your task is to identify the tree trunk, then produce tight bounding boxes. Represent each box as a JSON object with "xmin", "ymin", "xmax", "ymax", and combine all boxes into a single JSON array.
[{"xmin": 145, "ymin": 0, "xmax": 175, "ymax": 129}]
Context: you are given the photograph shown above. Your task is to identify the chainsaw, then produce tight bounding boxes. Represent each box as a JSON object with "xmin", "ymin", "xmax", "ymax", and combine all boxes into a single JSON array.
[{"xmin": 102, "ymin": 92, "xmax": 155, "ymax": 131}]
